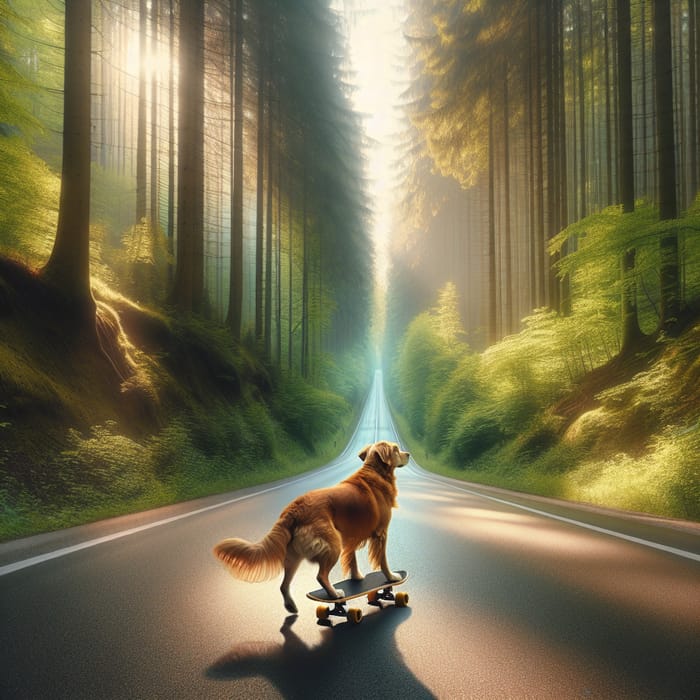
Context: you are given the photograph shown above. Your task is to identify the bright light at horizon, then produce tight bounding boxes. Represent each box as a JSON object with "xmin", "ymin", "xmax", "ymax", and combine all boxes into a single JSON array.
[{"xmin": 344, "ymin": 2, "xmax": 407, "ymax": 343}]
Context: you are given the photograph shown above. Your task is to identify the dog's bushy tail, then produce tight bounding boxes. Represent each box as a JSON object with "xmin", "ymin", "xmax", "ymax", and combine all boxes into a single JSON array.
[{"xmin": 213, "ymin": 514, "xmax": 293, "ymax": 582}]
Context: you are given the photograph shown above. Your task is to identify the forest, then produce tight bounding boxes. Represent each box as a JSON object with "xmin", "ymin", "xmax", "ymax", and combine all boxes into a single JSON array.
[
  {"xmin": 0, "ymin": 0, "xmax": 373, "ymax": 539},
  {"xmin": 386, "ymin": 0, "xmax": 699, "ymax": 520},
  {"xmin": 1, "ymin": 0, "xmax": 699, "ymax": 541}
]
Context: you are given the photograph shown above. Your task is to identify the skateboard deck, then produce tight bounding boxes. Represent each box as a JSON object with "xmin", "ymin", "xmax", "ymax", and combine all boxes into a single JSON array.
[{"xmin": 306, "ymin": 570, "xmax": 409, "ymax": 625}]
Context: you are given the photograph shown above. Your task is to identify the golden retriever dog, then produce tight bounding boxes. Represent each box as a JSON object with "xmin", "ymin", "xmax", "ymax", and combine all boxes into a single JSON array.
[{"xmin": 213, "ymin": 440, "xmax": 409, "ymax": 613}]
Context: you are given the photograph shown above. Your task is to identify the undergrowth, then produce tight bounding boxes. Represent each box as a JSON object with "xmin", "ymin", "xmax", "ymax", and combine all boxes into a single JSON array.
[
  {"xmin": 389, "ymin": 269, "xmax": 700, "ymax": 521},
  {"xmin": 0, "ymin": 258, "xmax": 367, "ymax": 541}
]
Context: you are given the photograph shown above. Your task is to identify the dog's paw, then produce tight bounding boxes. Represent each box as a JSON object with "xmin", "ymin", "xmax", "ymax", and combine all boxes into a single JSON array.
[
  {"xmin": 332, "ymin": 587, "xmax": 345, "ymax": 599},
  {"xmin": 386, "ymin": 571, "xmax": 402, "ymax": 582},
  {"xmin": 351, "ymin": 571, "xmax": 365, "ymax": 581}
]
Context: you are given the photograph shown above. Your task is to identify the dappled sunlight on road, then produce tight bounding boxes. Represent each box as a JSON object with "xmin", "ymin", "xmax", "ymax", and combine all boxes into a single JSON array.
[
  {"xmin": 395, "ymin": 472, "xmax": 700, "ymax": 646},
  {"xmin": 393, "ymin": 592, "xmax": 651, "ymax": 700}
]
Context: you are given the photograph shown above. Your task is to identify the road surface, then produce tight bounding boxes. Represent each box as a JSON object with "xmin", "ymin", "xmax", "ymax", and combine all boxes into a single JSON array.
[{"xmin": 1, "ymin": 370, "xmax": 699, "ymax": 698}]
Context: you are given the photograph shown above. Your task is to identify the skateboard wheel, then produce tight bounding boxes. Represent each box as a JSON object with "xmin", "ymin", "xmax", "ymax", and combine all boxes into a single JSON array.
[
  {"xmin": 347, "ymin": 608, "xmax": 362, "ymax": 624},
  {"xmin": 395, "ymin": 591, "xmax": 409, "ymax": 608},
  {"xmin": 316, "ymin": 605, "xmax": 330, "ymax": 620}
]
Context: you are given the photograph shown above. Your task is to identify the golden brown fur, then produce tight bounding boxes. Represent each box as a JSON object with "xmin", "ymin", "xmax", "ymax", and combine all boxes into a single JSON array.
[{"xmin": 213, "ymin": 440, "xmax": 409, "ymax": 613}]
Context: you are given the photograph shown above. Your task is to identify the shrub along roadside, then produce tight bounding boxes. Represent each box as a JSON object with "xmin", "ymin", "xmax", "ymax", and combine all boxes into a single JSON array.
[
  {"xmin": 388, "ymin": 284, "xmax": 700, "ymax": 522},
  {"xmin": 0, "ymin": 386, "xmax": 360, "ymax": 542},
  {"xmin": 0, "ymin": 262, "xmax": 370, "ymax": 541}
]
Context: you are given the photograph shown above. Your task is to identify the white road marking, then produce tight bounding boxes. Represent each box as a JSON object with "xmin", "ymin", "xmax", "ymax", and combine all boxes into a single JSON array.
[
  {"xmin": 4, "ymin": 371, "xmax": 696, "ymax": 576},
  {"xmin": 0, "ymin": 376, "xmax": 384, "ymax": 579},
  {"xmin": 0, "ymin": 459, "xmax": 349, "ymax": 578},
  {"xmin": 411, "ymin": 465, "xmax": 700, "ymax": 563}
]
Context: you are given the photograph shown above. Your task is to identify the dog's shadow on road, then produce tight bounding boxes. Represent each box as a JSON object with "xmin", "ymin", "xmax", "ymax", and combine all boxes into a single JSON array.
[{"xmin": 207, "ymin": 608, "xmax": 436, "ymax": 698}]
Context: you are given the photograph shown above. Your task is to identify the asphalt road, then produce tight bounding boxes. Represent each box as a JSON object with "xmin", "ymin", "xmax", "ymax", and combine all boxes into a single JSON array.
[{"xmin": 1, "ymin": 370, "xmax": 699, "ymax": 699}]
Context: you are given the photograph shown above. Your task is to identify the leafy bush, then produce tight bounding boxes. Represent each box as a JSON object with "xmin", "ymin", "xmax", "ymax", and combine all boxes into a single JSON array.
[
  {"xmin": 53, "ymin": 421, "xmax": 157, "ymax": 507},
  {"xmin": 516, "ymin": 414, "xmax": 564, "ymax": 461},
  {"xmin": 393, "ymin": 312, "xmax": 445, "ymax": 437},
  {"xmin": 319, "ymin": 347, "xmax": 371, "ymax": 407},
  {"xmin": 0, "ymin": 136, "xmax": 58, "ymax": 261},
  {"xmin": 426, "ymin": 352, "xmax": 481, "ymax": 453},
  {"xmin": 566, "ymin": 423, "xmax": 700, "ymax": 519},
  {"xmin": 271, "ymin": 374, "xmax": 350, "ymax": 451},
  {"xmin": 449, "ymin": 408, "xmax": 502, "ymax": 465}
]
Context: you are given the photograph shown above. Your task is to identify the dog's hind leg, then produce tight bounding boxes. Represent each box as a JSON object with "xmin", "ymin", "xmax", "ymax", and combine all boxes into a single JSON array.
[
  {"xmin": 315, "ymin": 532, "xmax": 344, "ymax": 599},
  {"xmin": 280, "ymin": 552, "xmax": 302, "ymax": 614},
  {"xmin": 316, "ymin": 561, "xmax": 344, "ymax": 600}
]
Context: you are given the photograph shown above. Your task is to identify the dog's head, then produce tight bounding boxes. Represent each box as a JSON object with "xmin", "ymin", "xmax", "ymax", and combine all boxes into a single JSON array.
[{"xmin": 358, "ymin": 441, "xmax": 410, "ymax": 475}]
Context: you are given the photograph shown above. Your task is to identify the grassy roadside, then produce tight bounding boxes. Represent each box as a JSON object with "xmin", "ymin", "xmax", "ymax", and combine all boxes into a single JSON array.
[
  {"xmin": 0, "ymin": 410, "xmax": 359, "ymax": 542},
  {"xmin": 391, "ymin": 409, "xmax": 700, "ymax": 522},
  {"xmin": 0, "ymin": 256, "xmax": 371, "ymax": 542}
]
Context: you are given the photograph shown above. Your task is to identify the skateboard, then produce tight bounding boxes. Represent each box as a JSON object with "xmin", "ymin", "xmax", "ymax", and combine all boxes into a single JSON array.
[{"xmin": 306, "ymin": 570, "xmax": 409, "ymax": 625}]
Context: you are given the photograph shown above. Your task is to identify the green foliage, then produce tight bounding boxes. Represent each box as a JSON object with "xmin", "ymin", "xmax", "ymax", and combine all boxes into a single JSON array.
[
  {"xmin": 566, "ymin": 423, "xmax": 700, "ymax": 520},
  {"xmin": 317, "ymin": 346, "xmax": 372, "ymax": 408},
  {"xmin": 392, "ymin": 281, "xmax": 468, "ymax": 439},
  {"xmin": 449, "ymin": 407, "xmax": 502, "ymax": 465},
  {"xmin": 54, "ymin": 422, "xmax": 157, "ymax": 506},
  {"xmin": 391, "ymin": 278, "xmax": 699, "ymax": 519},
  {"xmin": 425, "ymin": 352, "xmax": 482, "ymax": 453},
  {"xmin": 552, "ymin": 200, "xmax": 700, "ymax": 334},
  {"xmin": 392, "ymin": 293, "xmax": 577, "ymax": 466},
  {"xmin": 271, "ymin": 373, "xmax": 350, "ymax": 452},
  {"xmin": 0, "ymin": 136, "xmax": 58, "ymax": 260},
  {"xmin": 394, "ymin": 313, "xmax": 446, "ymax": 438}
]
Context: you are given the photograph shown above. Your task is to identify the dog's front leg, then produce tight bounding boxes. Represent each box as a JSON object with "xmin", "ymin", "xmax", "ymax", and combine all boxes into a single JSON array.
[
  {"xmin": 371, "ymin": 532, "xmax": 401, "ymax": 582},
  {"xmin": 348, "ymin": 550, "xmax": 364, "ymax": 580}
]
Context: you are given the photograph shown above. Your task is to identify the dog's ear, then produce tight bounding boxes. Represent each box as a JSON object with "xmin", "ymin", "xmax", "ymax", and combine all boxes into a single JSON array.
[
  {"xmin": 373, "ymin": 441, "xmax": 393, "ymax": 468},
  {"xmin": 358, "ymin": 444, "xmax": 372, "ymax": 461}
]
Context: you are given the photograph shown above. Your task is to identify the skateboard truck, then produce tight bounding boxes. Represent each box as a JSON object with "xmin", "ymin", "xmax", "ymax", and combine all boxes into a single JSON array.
[
  {"xmin": 315, "ymin": 601, "xmax": 364, "ymax": 626},
  {"xmin": 367, "ymin": 586, "xmax": 402, "ymax": 608}
]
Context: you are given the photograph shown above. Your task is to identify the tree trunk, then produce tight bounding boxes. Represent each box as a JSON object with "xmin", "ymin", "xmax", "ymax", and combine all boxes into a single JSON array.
[
  {"xmin": 690, "ymin": 0, "xmax": 698, "ymax": 197},
  {"xmin": 136, "ymin": 0, "xmax": 147, "ymax": 223},
  {"xmin": 617, "ymin": 0, "xmax": 642, "ymax": 352},
  {"xmin": 545, "ymin": 0, "xmax": 560, "ymax": 311},
  {"xmin": 534, "ymin": 3, "xmax": 545, "ymax": 308},
  {"xmin": 227, "ymin": 0, "xmax": 244, "ymax": 338},
  {"xmin": 265, "ymin": 71, "xmax": 274, "ymax": 358},
  {"xmin": 301, "ymin": 149, "xmax": 310, "ymax": 377},
  {"xmin": 527, "ymin": 6, "xmax": 537, "ymax": 312},
  {"xmin": 604, "ymin": 0, "xmax": 614, "ymax": 205},
  {"xmin": 653, "ymin": 0, "xmax": 680, "ymax": 329},
  {"xmin": 150, "ymin": 0, "xmax": 159, "ymax": 226},
  {"xmin": 488, "ymin": 87, "xmax": 498, "ymax": 344},
  {"xmin": 503, "ymin": 65, "xmax": 513, "ymax": 335},
  {"xmin": 255, "ymin": 21, "xmax": 266, "ymax": 345},
  {"xmin": 556, "ymin": 2, "xmax": 570, "ymax": 315},
  {"xmin": 171, "ymin": 0, "xmax": 204, "ymax": 314},
  {"xmin": 41, "ymin": 0, "xmax": 94, "ymax": 319},
  {"xmin": 577, "ymin": 0, "xmax": 587, "ymax": 218},
  {"xmin": 166, "ymin": 0, "xmax": 175, "ymax": 278},
  {"xmin": 288, "ymin": 172, "xmax": 294, "ymax": 372},
  {"xmin": 618, "ymin": 0, "xmax": 634, "ymax": 213}
]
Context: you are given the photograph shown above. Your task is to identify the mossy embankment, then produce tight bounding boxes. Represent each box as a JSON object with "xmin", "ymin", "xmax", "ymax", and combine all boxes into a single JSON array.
[
  {"xmin": 389, "ymin": 288, "xmax": 700, "ymax": 522},
  {"xmin": 0, "ymin": 255, "xmax": 367, "ymax": 541}
]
